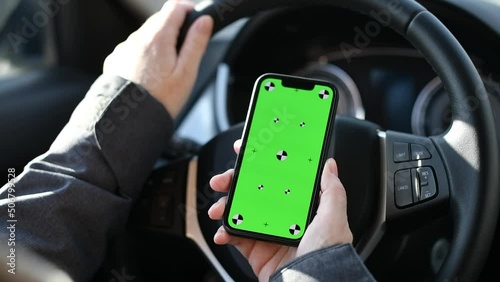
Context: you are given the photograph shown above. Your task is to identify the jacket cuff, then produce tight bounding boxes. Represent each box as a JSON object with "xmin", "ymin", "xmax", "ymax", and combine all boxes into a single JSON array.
[
  {"xmin": 69, "ymin": 74, "xmax": 174, "ymax": 199},
  {"xmin": 270, "ymin": 244, "xmax": 376, "ymax": 282}
]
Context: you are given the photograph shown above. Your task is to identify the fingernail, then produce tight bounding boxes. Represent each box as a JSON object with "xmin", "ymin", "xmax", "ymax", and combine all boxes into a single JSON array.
[
  {"xmin": 196, "ymin": 15, "xmax": 213, "ymax": 33},
  {"xmin": 214, "ymin": 227, "xmax": 223, "ymax": 239},
  {"xmin": 326, "ymin": 158, "xmax": 337, "ymax": 175}
]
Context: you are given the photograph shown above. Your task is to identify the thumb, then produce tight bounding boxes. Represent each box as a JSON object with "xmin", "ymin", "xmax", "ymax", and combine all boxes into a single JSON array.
[
  {"xmin": 320, "ymin": 158, "xmax": 343, "ymax": 195},
  {"xmin": 315, "ymin": 158, "xmax": 353, "ymax": 244}
]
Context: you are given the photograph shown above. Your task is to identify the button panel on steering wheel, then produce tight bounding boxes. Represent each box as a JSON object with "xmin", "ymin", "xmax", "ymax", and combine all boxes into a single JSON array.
[
  {"xmin": 394, "ymin": 166, "xmax": 437, "ymax": 208},
  {"xmin": 385, "ymin": 131, "xmax": 449, "ymax": 222}
]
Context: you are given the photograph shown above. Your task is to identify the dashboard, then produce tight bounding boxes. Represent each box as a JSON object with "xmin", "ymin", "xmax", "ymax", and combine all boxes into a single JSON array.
[{"xmin": 214, "ymin": 4, "xmax": 500, "ymax": 138}]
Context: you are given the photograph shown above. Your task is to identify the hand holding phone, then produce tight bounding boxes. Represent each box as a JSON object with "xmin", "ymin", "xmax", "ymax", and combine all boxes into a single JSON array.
[{"xmin": 223, "ymin": 73, "xmax": 339, "ymax": 245}]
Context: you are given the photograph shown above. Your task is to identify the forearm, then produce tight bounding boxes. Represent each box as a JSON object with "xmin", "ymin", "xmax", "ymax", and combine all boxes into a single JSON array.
[
  {"xmin": 270, "ymin": 244, "xmax": 376, "ymax": 282},
  {"xmin": 0, "ymin": 74, "xmax": 173, "ymax": 281}
]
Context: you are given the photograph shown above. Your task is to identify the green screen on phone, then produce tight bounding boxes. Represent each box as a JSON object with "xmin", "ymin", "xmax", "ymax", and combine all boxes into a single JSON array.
[{"xmin": 226, "ymin": 74, "xmax": 337, "ymax": 242}]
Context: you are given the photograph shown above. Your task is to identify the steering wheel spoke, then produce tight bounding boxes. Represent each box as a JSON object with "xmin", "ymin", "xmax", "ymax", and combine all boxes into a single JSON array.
[
  {"xmin": 383, "ymin": 130, "xmax": 450, "ymax": 226},
  {"xmin": 332, "ymin": 118, "xmax": 451, "ymax": 260}
]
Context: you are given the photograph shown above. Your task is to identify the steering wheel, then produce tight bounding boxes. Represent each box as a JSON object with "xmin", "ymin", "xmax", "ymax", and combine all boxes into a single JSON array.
[{"xmin": 136, "ymin": 0, "xmax": 500, "ymax": 281}]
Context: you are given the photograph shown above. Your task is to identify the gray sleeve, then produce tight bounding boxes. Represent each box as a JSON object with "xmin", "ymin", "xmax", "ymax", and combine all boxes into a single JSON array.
[
  {"xmin": 270, "ymin": 244, "xmax": 376, "ymax": 282},
  {"xmin": 0, "ymin": 74, "xmax": 174, "ymax": 282}
]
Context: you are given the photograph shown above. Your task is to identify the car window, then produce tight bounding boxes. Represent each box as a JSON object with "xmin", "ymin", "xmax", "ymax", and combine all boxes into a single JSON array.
[{"xmin": 0, "ymin": 0, "xmax": 56, "ymax": 79}]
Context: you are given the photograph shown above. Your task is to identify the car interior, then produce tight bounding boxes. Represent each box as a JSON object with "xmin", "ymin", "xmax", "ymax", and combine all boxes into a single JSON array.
[{"xmin": 1, "ymin": 0, "xmax": 500, "ymax": 281}]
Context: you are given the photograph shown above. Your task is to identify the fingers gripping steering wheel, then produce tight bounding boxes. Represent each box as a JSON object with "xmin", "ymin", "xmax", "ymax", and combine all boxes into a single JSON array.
[{"xmin": 177, "ymin": 0, "xmax": 500, "ymax": 281}]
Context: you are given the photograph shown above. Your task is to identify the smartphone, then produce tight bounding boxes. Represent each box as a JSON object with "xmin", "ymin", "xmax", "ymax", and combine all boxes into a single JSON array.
[{"xmin": 222, "ymin": 73, "xmax": 339, "ymax": 245}]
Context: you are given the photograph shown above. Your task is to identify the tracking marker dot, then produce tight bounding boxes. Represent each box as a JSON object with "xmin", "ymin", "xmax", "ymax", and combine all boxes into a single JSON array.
[
  {"xmin": 319, "ymin": 89, "xmax": 330, "ymax": 99},
  {"xmin": 276, "ymin": 150, "xmax": 288, "ymax": 161},
  {"xmin": 232, "ymin": 214, "xmax": 243, "ymax": 225},
  {"xmin": 265, "ymin": 82, "xmax": 275, "ymax": 91},
  {"xmin": 289, "ymin": 224, "xmax": 301, "ymax": 235}
]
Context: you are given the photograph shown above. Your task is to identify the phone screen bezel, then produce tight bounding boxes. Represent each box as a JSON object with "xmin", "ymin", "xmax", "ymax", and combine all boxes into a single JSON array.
[{"xmin": 222, "ymin": 73, "xmax": 339, "ymax": 246}]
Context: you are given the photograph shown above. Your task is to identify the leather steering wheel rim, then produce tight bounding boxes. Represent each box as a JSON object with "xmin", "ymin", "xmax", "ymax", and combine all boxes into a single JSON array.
[{"xmin": 179, "ymin": 0, "xmax": 500, "ymax": 281}]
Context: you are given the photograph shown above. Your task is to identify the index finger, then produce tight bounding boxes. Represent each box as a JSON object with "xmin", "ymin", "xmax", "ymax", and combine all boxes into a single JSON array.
[
  {"xmin": 233, "ymin": 139, "xmax": 242, "ymax": 155},
  {"xmin": 209, "ymin": 169, "xmax": 234, "ymax": 193}
]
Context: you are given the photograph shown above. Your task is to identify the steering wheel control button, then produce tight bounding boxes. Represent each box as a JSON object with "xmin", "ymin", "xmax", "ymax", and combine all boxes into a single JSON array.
[
  {"xmin": 410, "ymin": 144, "xmax": 432, "ymax": 160},
  {"xmin": 151, "ymin": 193, "xmax": 173, "ymax": 228},
  {"xmin": 417, "ymin": 167, "xmax": 437, "ymax": 201},
  {"xmin": 411, "ymin": 169, "xmax": 421, "ymax": 203},
  {"xmin": 395, "ymin": 169, "xmax": 413, "ymax": 208},
  {"xmin": 161, "ymin": 170, "xmax": 176, "ymax": 186},
  {"xmin": 393, "ymin": 142, "xmax": 410, "ymax": 162}
]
